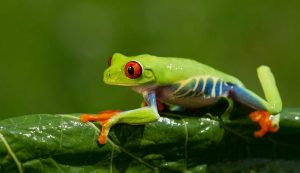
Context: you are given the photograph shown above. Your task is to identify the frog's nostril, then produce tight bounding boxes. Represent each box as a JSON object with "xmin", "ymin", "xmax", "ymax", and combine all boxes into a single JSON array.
[{"xmin": 107, "ymin": 71, "xmax": 111, "ymax": 77}]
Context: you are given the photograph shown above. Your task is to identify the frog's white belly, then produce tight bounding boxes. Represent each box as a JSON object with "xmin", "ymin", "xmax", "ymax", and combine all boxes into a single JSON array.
[{"xmin": 155, "ymin": 86, "xmax": 221, "ymax": 108}]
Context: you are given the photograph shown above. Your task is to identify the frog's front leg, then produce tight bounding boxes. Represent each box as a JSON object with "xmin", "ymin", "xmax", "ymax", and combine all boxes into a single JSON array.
[
  {"xmin": 80, "ymin": 91, "xmax": 160, "ymax": 144},
  {"xmin": 230, "ymin": 66, "xmax": 282, "ymax": 137}
]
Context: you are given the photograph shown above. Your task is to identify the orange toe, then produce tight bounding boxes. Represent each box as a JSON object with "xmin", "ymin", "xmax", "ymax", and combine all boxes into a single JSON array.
[
  {"xmin": 80, "ymin": 114, "xmax": 89, "ymax": 122},
  {"xmin": 80, "ymin": 110, "xmax": 122, "ymax": 144},
  {"xmin": 80, "ymin": 110, "xmax": 122, "ymax": 123},
  {"xmin": 249, "ymin": 110, "xmax": 278, "ymax": 138},
  {"xmin": 254, "ymin": 129, "xmax": 267, "ymax": 138},
  {"xmin": 99, "ymin": 109, "xmax": 122, "ymax": 114},
  {"xmin": 99, "ymin": 135, "xmax": 107, "ymax": 144},
  {"xmin": 98, "ymin": 127, "xmax": 108, "ymax": 144}
]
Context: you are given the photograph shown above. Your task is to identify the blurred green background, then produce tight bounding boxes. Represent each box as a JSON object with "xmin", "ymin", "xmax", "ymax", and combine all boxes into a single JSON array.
[{"xmin": 0, "ymin": 1, "xmax": 299, "ymax": 120}]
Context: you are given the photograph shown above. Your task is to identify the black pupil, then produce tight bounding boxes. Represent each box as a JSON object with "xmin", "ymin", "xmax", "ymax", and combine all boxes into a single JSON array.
[{"xmin": 128, "ymin": 66, "xmax": 135, "ymax": 75}]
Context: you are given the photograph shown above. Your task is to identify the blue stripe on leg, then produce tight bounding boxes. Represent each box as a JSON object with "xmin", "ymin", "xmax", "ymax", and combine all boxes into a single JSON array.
[
  {"xmin": 144, "ymin": 91, "xmax": 158, "ymax": 112},
  {"xmin": 204, "ymin": 78, "xmax": 213, "ymax": 97},
  {"xmin": 215, "ymin": 79, "xmax": 221, "ymax": 97}
]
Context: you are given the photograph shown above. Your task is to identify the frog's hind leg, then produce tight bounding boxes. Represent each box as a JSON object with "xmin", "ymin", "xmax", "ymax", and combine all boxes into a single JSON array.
[{"xmin": 230, "ymin": 66, "xmax": 282, "ymax": 137}]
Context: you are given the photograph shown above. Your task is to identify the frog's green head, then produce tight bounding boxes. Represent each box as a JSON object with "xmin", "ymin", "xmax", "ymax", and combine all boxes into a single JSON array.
[{"xmin": 103, "ymin": 53, "xmax": 156, "ymax": 86}]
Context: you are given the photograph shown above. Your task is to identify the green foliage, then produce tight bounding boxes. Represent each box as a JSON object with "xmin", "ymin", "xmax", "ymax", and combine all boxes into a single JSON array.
[
  {"xmin": 0, "ymin": 109, "xmax": 300, "ymax": 173},
  {"xmin": 0, "ymin": 1, "xmax": 300, "ymax": 119}
]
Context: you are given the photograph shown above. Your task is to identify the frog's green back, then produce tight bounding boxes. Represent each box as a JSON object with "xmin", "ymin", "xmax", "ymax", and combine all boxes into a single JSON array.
[{"xmin": 132, "ymin": 54, "xmax": 244, "ymax": 86}]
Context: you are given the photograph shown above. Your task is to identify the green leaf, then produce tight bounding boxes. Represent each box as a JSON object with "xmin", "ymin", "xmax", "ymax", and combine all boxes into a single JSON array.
[{"xmin": 0, "ymin": 109, "xmax": 300, "ymax": 173}]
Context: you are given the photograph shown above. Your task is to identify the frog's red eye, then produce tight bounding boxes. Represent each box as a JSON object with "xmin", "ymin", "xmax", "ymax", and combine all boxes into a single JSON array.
[
  {"xmin": 124, "ymin": 61, "xmax": 142, "ymax": 79},
  {"xmin": 108, "ymin": 56, "xmax": 112, "ymax": 66}
]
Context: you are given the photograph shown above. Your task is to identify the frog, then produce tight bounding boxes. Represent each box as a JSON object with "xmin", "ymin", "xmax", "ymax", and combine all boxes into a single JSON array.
[{"xmin": 80, "ymin": 53, "xmax": 282, "ymax": 144}]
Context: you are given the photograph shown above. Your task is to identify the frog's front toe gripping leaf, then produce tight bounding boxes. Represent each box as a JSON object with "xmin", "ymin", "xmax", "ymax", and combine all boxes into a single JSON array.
[
  {"xmin": 249, "ymin": 110, "xmax": 279, "ymax": 137},
  {"xmin": 80, "ymin": 110, "xmax": 122, "ymax": 144}
]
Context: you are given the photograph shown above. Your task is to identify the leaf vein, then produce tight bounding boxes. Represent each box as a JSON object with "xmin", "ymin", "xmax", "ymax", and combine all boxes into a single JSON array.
[
  {"xmin": 0, "ymin": 132, "xmax": 24, "ymax": 173},
  {"xmin": 181, "ymin": 119, "xmax": 188, "ymax": 171},
  {"xmin": 110, "ymin": 145, "xmax": 114, "ymax": 173}
]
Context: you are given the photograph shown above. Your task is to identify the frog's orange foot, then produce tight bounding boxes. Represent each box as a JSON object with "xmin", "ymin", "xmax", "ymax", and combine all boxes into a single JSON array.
[
  {"xmin": 99, "ymin": 127, "xmax": 109, "ymax": 144},
  {"xmin": 80, "ymin": 110, "xmax": 122, "ymax": 123},
  {"xmin": 249, "ymin": 110, "xmax": 278, "ymax": 138},
  {"xmin": 80, "ymin": 110, "xmax": 122, "ymax": 144}
]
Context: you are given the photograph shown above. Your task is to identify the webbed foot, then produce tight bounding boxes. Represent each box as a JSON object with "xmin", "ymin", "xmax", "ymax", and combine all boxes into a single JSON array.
[
  {"xmin": 249, "ymin": 110, "xmax": 278, "ymax": 137},
  {"xmin": 80, "ymin": 110, "xmax": 122, "ymax": 144}
]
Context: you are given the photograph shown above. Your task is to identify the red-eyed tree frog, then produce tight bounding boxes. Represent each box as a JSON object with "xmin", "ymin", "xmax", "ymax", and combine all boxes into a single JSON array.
[{"xmin": 80, "ymin": 53, "xmax": 282, "ymax": 144}]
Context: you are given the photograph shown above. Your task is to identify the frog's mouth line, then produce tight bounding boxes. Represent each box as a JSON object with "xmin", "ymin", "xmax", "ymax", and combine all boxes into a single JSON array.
[
  {"xmin": 103, "ymin": 74, "xmax": 156, "ymax": 87},
  {"xmin": 103, "ymin": 80, "xmax": 156, "ymax": 87},
  {"xmin": 103, "ymin": 78, "xmax": 152, "ymax": 87}
]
